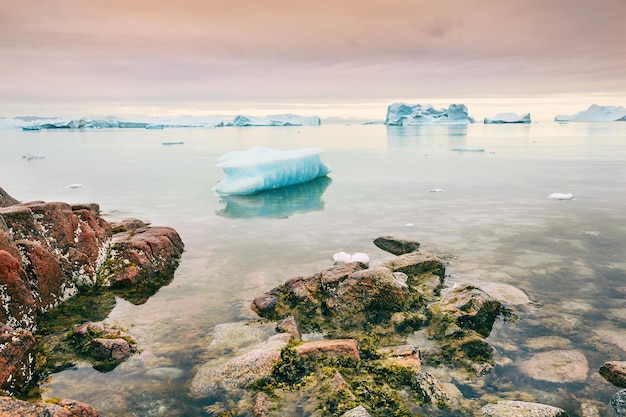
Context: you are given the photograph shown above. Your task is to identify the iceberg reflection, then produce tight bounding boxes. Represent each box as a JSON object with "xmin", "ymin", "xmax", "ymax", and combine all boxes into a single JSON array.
[{"xmin": 216, "ymin": 176, "xmax": 332, "ymax": 219}]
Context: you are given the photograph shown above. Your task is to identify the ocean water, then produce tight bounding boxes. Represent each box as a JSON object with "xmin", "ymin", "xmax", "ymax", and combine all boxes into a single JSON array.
[{"xmin": 1, "ymin": 122, "xmax": 626, "ymax": 416}]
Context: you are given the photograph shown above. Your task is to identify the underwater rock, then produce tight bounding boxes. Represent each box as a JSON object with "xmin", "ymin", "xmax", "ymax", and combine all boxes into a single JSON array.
[
  {"xmin": 71, "ymin": 321, "xmax": 137, "ymax": 365},
  {"xmin": 412, "ymin": 372, "xmax": 450, "ymax": 407},
  {"xmin": 480, "ymin": 282, "xmax": 533, "ymax": 306},
  {"xmin": 373, "ymin": 236, "xmax": 420, "ymax": 255},
  {"xmin": 481, "ymin": 400, "xmax": 569, "ymax": 417},
  {"xmin": 519, "ymin": 349, "xmax": 588, "ymax": 383},
  {"xmin": 342, "ymin": 405, "xmax": 372, "ymax": 417},
  {"xmin": 189, "ymin": 333, "xmax": 292, "ymax": 398},
  {"xmin": 609, "ymin": 389, "xmax": 626, "ymax": 417},
  {"xmin": 0, "ymin": 397, "xmax": 101, "ymax": 417},
  {"xmin": 600, "ymin": 361, "xmax": 626, "ymax": 388}
]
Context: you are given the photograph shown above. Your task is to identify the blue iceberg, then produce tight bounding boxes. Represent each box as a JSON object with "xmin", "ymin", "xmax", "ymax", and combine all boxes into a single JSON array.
[
  {"xmin": 214, "ymin": 147, "xmax": 332, "ymax": 195},
  {"xmin": 226, "ymin": 114, "xmax": 321, "ymax": 127},
  {"xmin": 484, "ymin": 112, "xmax": 531, "ymax": 124}
]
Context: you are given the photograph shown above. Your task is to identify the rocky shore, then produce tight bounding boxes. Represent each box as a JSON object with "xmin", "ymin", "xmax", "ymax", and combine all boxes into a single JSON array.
[
  {"xmin": 188, "ymin": 236, "xmax": 626, "ymax": 417},
  {"xmin": 0, "ymin": 186, "xmax": 184, "ymax": 416}
]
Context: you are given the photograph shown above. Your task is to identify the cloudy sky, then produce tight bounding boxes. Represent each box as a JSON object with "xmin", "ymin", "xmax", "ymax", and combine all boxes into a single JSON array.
[{"xmin": 1, "ymin": 0, "xmax": 625, "ymax": 118}]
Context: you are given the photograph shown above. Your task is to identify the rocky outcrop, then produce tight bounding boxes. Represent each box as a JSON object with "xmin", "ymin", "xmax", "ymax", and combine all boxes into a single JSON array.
[
  {"xmin": 600, "ymin": 361, "xmax": 626, "ymax": 388},
  {"xmin": 481, "ymin": 400, "xmax": 569, "ymax": 417},
  {"xmin": 0, "ymin": 190, "xmax": 184, "ymax": 406},
  {"xmin": 0, "ymin": 396, "xmax": 100, "ymax": 417}
]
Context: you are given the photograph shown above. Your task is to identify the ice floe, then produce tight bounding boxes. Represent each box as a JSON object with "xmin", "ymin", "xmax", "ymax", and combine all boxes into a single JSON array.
[
  {"xmin": 547, "ymin": 193, "xmax": 574, "ymax": 200},
  {"xmin": 385, "ymin": 103, "xmax": 474, "ymax": 125},
  {"xmin": 214, "ymin": 147, "xmax": 332, "ymax": 195}
]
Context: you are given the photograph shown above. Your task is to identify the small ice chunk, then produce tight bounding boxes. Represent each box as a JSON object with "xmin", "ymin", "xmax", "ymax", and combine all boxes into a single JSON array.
[
  {"xmin": 333, "ymin": 252, "xmax": 369, "ymax": 265},
  {"xmin": 429, "ymin": 188, "xmax": 444, "ymax": 192},
  {"xmin": 451, "ymin": 146, "xmax": 485, "ymax": 152},
  {"xmin": 65, "ymin": 184, "xmax": 83, "ymax": 189},
  {"xmin": 547, "ymin": 193, "xmax": 574, "ymax": 200},
  {"xmin": 215, "ymin": 147, "xmax": 332, "ymax": 195}
]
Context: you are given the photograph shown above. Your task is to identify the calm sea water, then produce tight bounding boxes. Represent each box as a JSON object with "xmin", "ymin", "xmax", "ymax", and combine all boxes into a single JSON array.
[{"xmin": 1, "ymin": 122, "xmax": 626, "ymax": 416}]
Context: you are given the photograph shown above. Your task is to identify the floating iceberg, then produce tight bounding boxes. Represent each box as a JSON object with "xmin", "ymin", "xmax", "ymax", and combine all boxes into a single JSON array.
[
  {"xmin": 555, "ymin": 104, "xmax": 626, "ymax": 122},
  {"xmin": 547, "ymin": 193, "xmax": 574, "ymax": 200},
  {"xmin": 385, "ymin": 103, "xmax": 474, "ymax": 125},
  {"xmin": 484, "ymin": 112, "xmax": 531, "ymax": 124},
  {"xmin": 14, "ymin": 116, "xmax": 225, "ymax": 130},
  {"xmin": 226, "ymin": 114, "xmax": 321, "ymax": 127},
  {"xmin": 451, "ymin": 146, "xmax": 485, "ymax": 152},
  {"xmin": 214, "ymin": 147, "xmax": 332, "ymax": 195}
]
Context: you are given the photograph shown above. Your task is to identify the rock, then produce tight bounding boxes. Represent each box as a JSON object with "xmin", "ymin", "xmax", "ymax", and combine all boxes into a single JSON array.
[
  {"xmin": 378, "ymin": 345, "xmax": 421, "ymax": 372},
  {"xmin": 189, "ymin": 333, "xmax": 292, "ymax": 398},
  {"xmin": 342, "ymin": 405, "xmax": 372, "ymax": 417},
  {"xmin": 0, "ymin": 250, "xmax": 37, "ymax": 331},
  {"xmin": 481, "ymin": 400, "xmax": 569, "ymax": 417},
  {"xmin": 580, "ymin": 401, "xmax": 602, "ymax": 417},
  {"xmin": 480, "ymin": 282, "xmax": 533, "ymax": 306},
  {"xmin": 609, "ymin": 389, "xmax": 626, "ymax": 417},
  {"xmin": 70, "ymin": 203, "xmax": 100, "ymax": 215},
  {"xmin": 103, "ymin": 226, "xmax": 184, "ymax": 288},
  {"xmin": 250, "ymin": 262, "xmax": 368, "ymax": 321},
  {"xmin": 0, "ymin": 186, "xmax": 19, "ymax": 207},
  {"xmin": 0, "ymin": 396, "xmax": 100, "ymax": 417},
  {"xmin": 295, "ymin": 339, "xmax": 360, "ymax": 361},
  {"xmin": 600, "ymin": 361, "xmax": 626, "ymax": 388},
  {"xmin": 276, "ymin": 316, "xmax": 301, "ymax": 340},
  {"xmin": 373, "ymin": 236, "xmax": 420, "ymax": 255},
  {"xmin": 412, "ymin": 372, "xmax": 449, "ymax": 407},
  {"xmin": 90, "ymin": 338, "xmax": 132, "ymax": 361},
  {"xmin": 145, "ymin": 367, "xmax": 184, "ymax": 380},
  {"xmin": 519, "ymin": 349, "xmax": 588, "ymax": 383},
  {"xmin": 252, "ymin": 392, "xmax": 272, "ymax": 417},
  {"xmin": 326, "ymin": 266, "xmax": 410, "ymax": 316},
  {"xmin": 428, "ymin": 284, "xmax": 505, "ymax": 338},
  {"xmin": 0, "ymin": 323, "xmax": 37, "ymax": 393},
  {"xmin": 72, "ymin": 321, "xmax": 136, "ymax": 363},
  {"xmin": 379, "ymin": 251, "xmax": 445, "ymax": 287},
  {"xmin": 110, "ymin": 218, "xmax": 150, "ymax": 233}
]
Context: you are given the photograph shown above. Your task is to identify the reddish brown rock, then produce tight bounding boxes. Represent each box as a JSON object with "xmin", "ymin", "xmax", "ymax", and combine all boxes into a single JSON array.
[
  {"xmin": 0, "ymin": 323, "xmax": 36, "ymax": 393},
  {"xmin": 104, "ymin": 226, "xmax": 184, "ymax": 288},
  {"xmin": 0, "ymin": 250, "xmax": 37, "ymax": 331},
  {"xmin": 90, "ymin": 338, "xmax": 132, "ymax": 361},
  {"xmin": 0, "ymin": 396, "xmax": 100, "ymax": 417},
  {"xmin": 599, "ymin": 361, "xmax": 626, "ymax": 388},
  {"xmin": 295, "ymin": 339, "xmax": 360, "ymax": 361}
]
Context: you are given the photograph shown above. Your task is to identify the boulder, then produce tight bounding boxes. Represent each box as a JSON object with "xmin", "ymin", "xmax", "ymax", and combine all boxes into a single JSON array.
[
  {"xmin": 481, "ymin": 400, "xmax": 569, "ymax": 417},
  {"xmin": 102, "ymin": 226, "xmax": 184, "ymax": 288},
  {"xmin": 342, "ymin": 405, "xmax": 372, "ymax": 417},
  {"xmin": 0, "ymin": 396, "xmax": 100, "ymax": 417},
  {"xmin": 72, "ymin": 321, "xmax": 136, "ymax": 363},
  {"xmin": 190, "ymin": 333, "xmax": 292, "ymax": 398},
  {"xmin": 519, "ymin": 350, "xmax": 588, "ymax": 383},
  {"xmin": 609, "ymin": 389, "xmax": 626, "ymax": 417},
  {"xmin": 295, "ymin": 339, "xmax": 361, "ymax": 361},
  {"xmin": 600, "ymin": 361, "xmax": 626, "ymax": 388},
  {"xmin": 0, "ymin": 250, "xmax": 37, "ymax": 331},
  {"xmin": 373, "ymin": 236, "xmax": 420, "ymax": 255},
  {"xmin": 0, "ymin": 323, "xmax": 36, "ymax": 393},
  {"xmin": 326, "ymin": 267, "xmax": 410, "ymax": 316}
]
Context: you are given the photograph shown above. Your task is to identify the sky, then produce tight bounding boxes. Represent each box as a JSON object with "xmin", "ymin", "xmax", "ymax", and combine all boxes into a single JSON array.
[{"xmin": 1, "ymin": 0, "xmax": 625, "ymax": 119}]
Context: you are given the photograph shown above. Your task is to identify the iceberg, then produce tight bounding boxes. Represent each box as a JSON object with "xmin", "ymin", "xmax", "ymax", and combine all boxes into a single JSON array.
[
  {"xmin": 554, "ymin": 104, "xmax": 626, "ymax": 122},
  {"xmin": 13, "ymin": 116, "xmax": 225, "ymax": 130},
  {"xmin": 547, "ymin": 193, "xmax": 574, "ymax": 200},
  {"xmin": 214, "ymin": 147, "xmax": 332, "ymax": 195},
  {"xmin": 226, "ymin": 114, "xmax": 321, "ymax": 127},
  {"xmin": 484, "ymin": 112, "xmax": 531, "ymax": 124},
  {"xmin": 385, "ymin": 103, "xmax": 474, "ymax": 125},
  {"xmin": 333, "ymin": 252, "xmax": 370, "ymax": 265}
]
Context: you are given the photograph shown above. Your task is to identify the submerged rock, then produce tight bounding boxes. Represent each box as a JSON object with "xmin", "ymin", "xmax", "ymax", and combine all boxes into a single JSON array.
[
  {"xmin": 481, "ymin": 400, "xmax": 569, "ymax": 417},
  {"xmin": 519, "ymin": 349, "xmax": 588, "ymax": 383},
  {"xmin": 609, "ymin": 389, "xmax": 626, "ymax": 417},
  {"xmin": 600, "ymin": 361, "xmax": 626, "ymax": 388},
  {"xmin": 0, "ymin": 397, "xmax": 100, "ymax": 417}
]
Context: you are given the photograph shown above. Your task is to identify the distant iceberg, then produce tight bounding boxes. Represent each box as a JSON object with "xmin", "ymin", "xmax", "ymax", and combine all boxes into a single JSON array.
[
  {"xmin": 555, "ymin": 104, "xmax": 626, "ymax": 122},
  {"xmin": 385, "ymin": 103, "xmax": 474, "ymax": 125},
  {"xmin": 11, "ymin": 116, "xmax": 225, "ymax": 130},
  {"xmin": 484, "ymin": 112, "xmax": 531, "ymax": 124},
  {"xmin": 214, "ymin": 147, "xmax": 332, "ymax": 195},
  {"xmin": 226, "ymin": 114, "xmax": 321, "ymax": 127}
]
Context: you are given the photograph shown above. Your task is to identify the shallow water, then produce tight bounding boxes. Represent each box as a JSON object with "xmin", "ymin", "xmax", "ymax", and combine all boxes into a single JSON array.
[{"xmin": 1, "ymin": 122, "xmax": 626, "ymax": 416}]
